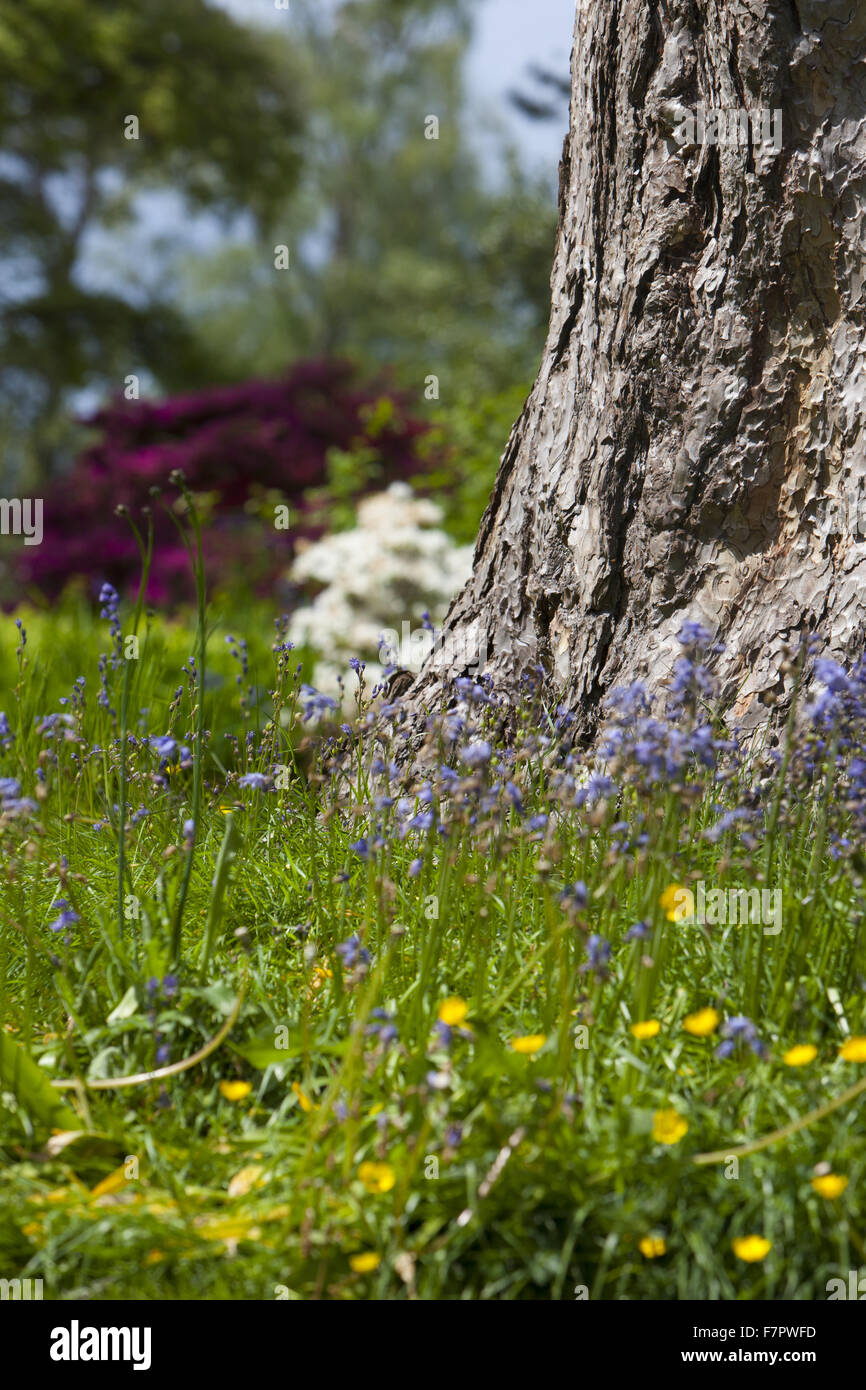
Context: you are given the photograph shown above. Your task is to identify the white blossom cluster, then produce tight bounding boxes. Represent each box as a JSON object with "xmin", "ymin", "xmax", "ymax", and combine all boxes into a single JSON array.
[{"xmin": 287, "ymin": 482, "xmax": 473, "ymax": 698}]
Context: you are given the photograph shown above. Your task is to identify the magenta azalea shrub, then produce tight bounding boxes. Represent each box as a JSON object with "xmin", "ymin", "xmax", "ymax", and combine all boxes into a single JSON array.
[{"xmin": 17, "ymin": 361, "xmax": 431, "ymax": 605}]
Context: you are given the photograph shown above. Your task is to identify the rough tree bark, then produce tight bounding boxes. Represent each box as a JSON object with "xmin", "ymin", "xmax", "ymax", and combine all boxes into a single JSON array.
[{"xmin": 422, "ymin": 0, "xmax": 866, "ymax": 736}]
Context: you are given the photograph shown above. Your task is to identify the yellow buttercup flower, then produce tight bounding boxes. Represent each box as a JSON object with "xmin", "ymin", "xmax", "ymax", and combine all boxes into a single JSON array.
[
  {"xmin": 350, "ymin": 1251, "xmax": 381, "ymax": 1273},
  {"xmin": 783, "ymin": 1044, "xmax": 817, "ymax": 1067},
  {"xmin": 683, "ymin": 1007, "xmax": 720, "ymax": 1037},
  {"xmin": 659, "ymin": 883, "xmax": 693, "ymax": 923},
  {"xmin": 511, "ymin": 1034, "xmax": 546, "ymax": 1055},
  {"xmin": 357, "ymin": 1161, "xmax": 395, "ymax": 1194},
  {"xmin": 639, "ymin": 1235, "xmax": 666, "ymax": 1259},
  {"xmin": 652, "ymin": 1108, "xmax": 688, "ymax": 1145},
  {"xmin": 438, "ymin": 996, "xmax": 468, "ymax": 1027},
  {"xmin": 840, "ymin": 1036, "xmax": 866, "ymax": 1062},
  {"xmin": 219, "ymin": 1080, "xmax": 252, "ymax": 1102},
  {"xmin": 732, "ymin": 1235, "xmax": 771, "ymax": 1263},
  {"xmin": 811, "ymin": 1174, "xmax": 848, "ymax": 1200},
  {"xmin": 631, "ymin": 1020, "xmax": 661, "ymax": 1040}
]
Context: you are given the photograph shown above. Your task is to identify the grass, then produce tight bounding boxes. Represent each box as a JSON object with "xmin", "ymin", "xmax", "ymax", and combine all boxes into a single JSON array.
[{"xmin": 1, "ymin": 498, "xmax": 866, "ymax": 1301}]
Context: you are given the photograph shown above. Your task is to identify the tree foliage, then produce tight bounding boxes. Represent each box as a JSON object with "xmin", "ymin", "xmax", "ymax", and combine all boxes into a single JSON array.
[{"xmin": 0, "ymin": 0, "xmax": 303, "ymax": 481}]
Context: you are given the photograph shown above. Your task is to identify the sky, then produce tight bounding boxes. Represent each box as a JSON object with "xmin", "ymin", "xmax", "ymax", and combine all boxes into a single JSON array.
[{"xmin": 467, "ymin": 0, "xmax": 574, "ymax": 168}]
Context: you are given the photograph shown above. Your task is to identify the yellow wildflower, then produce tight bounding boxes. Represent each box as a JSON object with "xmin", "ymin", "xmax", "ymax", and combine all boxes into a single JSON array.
[
  {"xmin": 511, "ymin": 1034, "xmax": 546, "ymax": 1055},
  {"xmin": 840, "ymin": 1036, "xmax": 866, "ymax": 1062},
  {"xmin": 438, "ymin": 996, "xmax": 468, "ymax": 1027},
  {"xmin": 350, "ymin": 1251, "xmax": 381, "ymax": 1273},
  {"xmin": 357, "ymin": 1161, "xmax": 395, "ymax": 1194},
  {"xmin": 652, "ymin": 1108, "xmax": 688, "ymax": 1145},
  {"xmin": 783, "ymin": 1044, "xmax": 817, "ymax": 1067},
  {"xmin": 811, "ymin": 1174, "xmax": 848, "ymax": 1200},
  {"xmin": 659, "ymin": 883, "xmax": 694, "ymax": 923},
  {"xmin": 639, "ymin": 1235, "xmax": 666, "ymax": 1258},
  {"xmin": 219, "ymin": 1080, "xmax": 252, "ymax": 1102},
  {"xmin": 631, "ymin": 1020, "xmax": 660, "ymax": 1040},
  {"xmin": 732, "ymin": 1235, "xmax": 771, "ymax": 1263},
  {"xmin": 683, "ymin": 1007, "xmax": 720, "ymax": 1037}
]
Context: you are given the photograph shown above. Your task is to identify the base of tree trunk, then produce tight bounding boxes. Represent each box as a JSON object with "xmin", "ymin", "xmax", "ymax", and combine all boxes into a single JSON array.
[{"xmin": 416, "ymin": 0, "xmax": 866, "ymax": 740}]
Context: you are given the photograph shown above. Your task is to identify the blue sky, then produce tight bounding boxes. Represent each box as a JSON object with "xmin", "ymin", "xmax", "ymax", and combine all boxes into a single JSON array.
[{"xmin": 466, "ymin": 0, "xmax": 574, "ymax": 169}]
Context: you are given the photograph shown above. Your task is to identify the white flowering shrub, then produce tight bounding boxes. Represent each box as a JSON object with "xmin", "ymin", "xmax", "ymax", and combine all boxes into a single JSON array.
[{"xmin": 288, "ymin": 482, "xmax": 473, "ymax": 696}]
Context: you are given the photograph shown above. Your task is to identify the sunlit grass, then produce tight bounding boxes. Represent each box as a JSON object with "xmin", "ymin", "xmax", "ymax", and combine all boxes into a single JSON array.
[{"xmin": 1, "ymin": 504, "xmax": 865, "ymax": 1300}]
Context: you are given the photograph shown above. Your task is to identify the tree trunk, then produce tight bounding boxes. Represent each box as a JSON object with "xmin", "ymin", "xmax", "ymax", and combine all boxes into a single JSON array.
[{"xmin": 422, "ymin": 0, "xmax": 866, "ymax": 736}]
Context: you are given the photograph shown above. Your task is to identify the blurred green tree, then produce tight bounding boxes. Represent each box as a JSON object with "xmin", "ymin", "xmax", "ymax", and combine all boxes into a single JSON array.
[
  {"xmin": 177, "ymin": 0, "xmax": 558, "ymax": 532},
  {"xmin": 179, "ymin": 1, "xmax": 556, "ymax": 399},
  {"xmin": 0, "ymin": 0, "xmax": 303, "ymax": 484}
]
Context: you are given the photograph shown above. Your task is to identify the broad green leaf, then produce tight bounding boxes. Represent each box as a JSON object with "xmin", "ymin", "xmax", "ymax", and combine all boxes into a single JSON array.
[{"xmin": 0, "ymin": 1033, "xmax": 79, "ymax": 1132}]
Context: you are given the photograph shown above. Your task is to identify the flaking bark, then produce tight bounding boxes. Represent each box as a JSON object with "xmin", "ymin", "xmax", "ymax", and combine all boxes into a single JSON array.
[{"xmin": 420, "ymin": 0, "xmax": 866, "ymax": 735}]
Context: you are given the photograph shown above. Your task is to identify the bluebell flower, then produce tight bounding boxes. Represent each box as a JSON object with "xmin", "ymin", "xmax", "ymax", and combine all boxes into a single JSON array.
[
  {"xmin": 454, "ymin": 678, "xmax": 490, "ymax": 704},
  {"xmin": 813, "ymin": 658, "xmax": 852, "ymax": 694},
  {"xmin": 560, "ymin": 881, "xmax": 588, "ymax": 910},
  {"xmin": 574, "ymin": 772, "xmax": 616, "ymax": 807},
  {"xmin": 585, "ymin": 935, "xmax": 612, "ymax": 975},
  {"xmin": 238, "ymin": 772, "xmax": 270, "ymax": 791},
  {"xmin": 463, "ymin": 740, "xmax": 492, "ymax": 767},
  {"xmin": 336, "ymin": 934, "xmax": 371, "ymax": 970},
  {"xmin": 625, "ymin": 919, "xmax": 652, "ymax": 941},
  {"xmin": 300, "ymin": 684, "xmax": 338, "ymax": 721},
  {"xmin": 715, "ymin": 1014, "xmax": 766, "ymax": 1059},
  {"xmin": 98, "ymin": 583, "xmax": 120, "ymax": 620},
  {"xmin": 677, "ymin": 620, "xmax": 712, "ymax": 649},
  {"xmin": 150, "ymin": 736, "xmax": 178, "ymax": 761},
  {"xmin": 365, "ymin": 1008, "xmax": 398, "ymax": 1045},
  {"xmin": 48, "ymin": 900, "xmax": 80, "ymax": 933}
]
